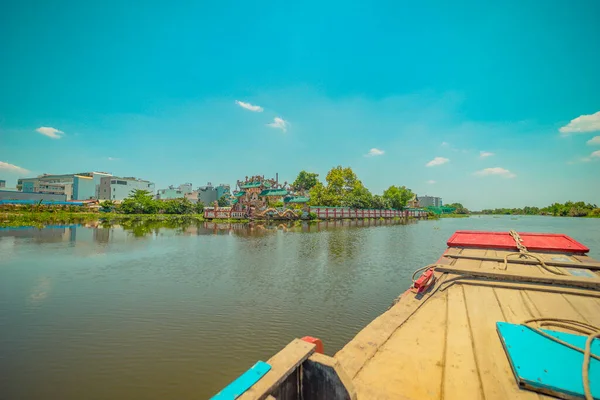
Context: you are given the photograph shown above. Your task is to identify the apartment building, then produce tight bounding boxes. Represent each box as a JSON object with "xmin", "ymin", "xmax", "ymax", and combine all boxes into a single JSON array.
[{"xmin": 97, "ymin": 176, "xmax": 155, "ymax": 201}]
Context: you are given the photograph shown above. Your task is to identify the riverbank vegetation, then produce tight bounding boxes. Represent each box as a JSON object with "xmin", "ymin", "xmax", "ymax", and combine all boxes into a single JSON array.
[
  {"xmin": 1, "ymin": 211, "xmax": 205, "ymax": 228},
  {"xmin": 439, "ymin": 213, "xmax": 470, "ymax": 218},
  {"xmin": 106, "ymin": 189, "xmax": 204, "ymax": 215},
  {"xmin": 0, "ymin": 190, "xmax": 207, "ymax": 227},
  {"xmin": 478, "ymin": 201, "xmax": 600, "ymax": 218}
]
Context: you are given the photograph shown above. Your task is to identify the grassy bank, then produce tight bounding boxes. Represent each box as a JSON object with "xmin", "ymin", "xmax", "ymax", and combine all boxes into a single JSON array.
[
  {"xmin": 0, "ymin": 211, "xmax": 205, "ymax": 228},
  {"xmin": 439, "ymin": 214, "xmax": 470, "ymax": 218}
]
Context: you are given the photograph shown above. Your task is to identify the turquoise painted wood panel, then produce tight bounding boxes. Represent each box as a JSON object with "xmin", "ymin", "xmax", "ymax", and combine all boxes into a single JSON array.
[
  {"xmin": 211, "ymin": 361, "xmax": 272, "ymax": 400},
  {"xmin": 497, "ymin": 321, "xmax": 600, "ymax": 399}
]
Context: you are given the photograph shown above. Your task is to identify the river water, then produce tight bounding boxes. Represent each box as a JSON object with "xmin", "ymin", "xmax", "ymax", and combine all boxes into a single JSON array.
[{"xmin": 1, "ymin": 216, "xmax": 599, "ymax": 399}]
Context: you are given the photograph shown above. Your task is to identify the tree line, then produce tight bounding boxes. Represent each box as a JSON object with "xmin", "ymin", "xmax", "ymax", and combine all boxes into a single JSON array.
[
  {"xmin": 101, "ymin": 190, "xmax": 206, "ymax": 215},
  {"xmin": 444, "ymin": 203, "xmax": 470, "ymax": 214},
  {"xmin": 478, "ymin": 201, "xmax": 600, "ymax": 217},
  {"xmin": 293, "ymin": 166, "xmax": 415, "ymax": 209}
]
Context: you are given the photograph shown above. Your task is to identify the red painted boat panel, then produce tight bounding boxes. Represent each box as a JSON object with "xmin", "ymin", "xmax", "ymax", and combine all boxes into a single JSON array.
[{"xmin": 446, "ymin": 230, "xmax": 589, "ymax": 254}]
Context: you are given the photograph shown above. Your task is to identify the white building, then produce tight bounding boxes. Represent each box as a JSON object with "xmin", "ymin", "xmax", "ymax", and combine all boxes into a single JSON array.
[
  {"xmin": 17, "ymin": 172, "xmax": 112, "ymax": 200},
  {"xmin": 97, "ymin": 176, "xmax": 155, "ymax": 201},
  {"xmin": 156, "ymin": 183, "xmax": 193, "ymax": 200},
  {"xmin": 418, "ymin": 195, "xmax": 442, "ymax": 208}
]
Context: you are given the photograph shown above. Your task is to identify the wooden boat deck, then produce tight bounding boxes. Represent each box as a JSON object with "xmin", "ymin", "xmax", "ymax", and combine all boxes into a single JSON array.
[{"xmin": 335, "ymin": 247, "xmax": 600, "ymax": 400}]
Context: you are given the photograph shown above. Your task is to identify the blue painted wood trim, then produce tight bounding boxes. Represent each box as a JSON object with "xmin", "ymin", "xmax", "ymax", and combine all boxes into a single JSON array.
[{"xmin": 211, "ymin": 361, "xmax": 272, "ymax": 400}]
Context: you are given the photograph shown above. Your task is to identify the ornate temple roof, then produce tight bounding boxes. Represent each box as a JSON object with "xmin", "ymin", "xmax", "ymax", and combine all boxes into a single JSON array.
[
  {"xmin": 239, "ymin": 181, "xmax": 273, "ymax": 189},
  {"xmin": 259, "ymin": 189, "xmax": 288, "ymax": 196}
]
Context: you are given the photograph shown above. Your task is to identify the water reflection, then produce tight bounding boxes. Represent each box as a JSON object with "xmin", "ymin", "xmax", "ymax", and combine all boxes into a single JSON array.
[
  {"xmin": 0, "ymin": 218, "xmax": 415, "ymax": 242},
  {"xmin": 0, "ymin": 224, "xmax": 78, "ymax": 243}
]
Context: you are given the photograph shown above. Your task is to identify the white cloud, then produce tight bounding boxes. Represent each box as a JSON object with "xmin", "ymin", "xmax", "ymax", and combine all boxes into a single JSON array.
[
  {"xmin": 365, "ymin": 148, "xmax": 385, "ymax": 157},
  {"xmin": 587, "ymin": 136, "xmax": 600, "ymax": 145},
  {"xmin": 426, "ymin": 157, "xmax": 450, "ymax": 167},
  {"xmin": 580, "ymin": 151, "xmax": 600, "ymax": 163},
  {"xmin": 479, "ymin": 151, "xmax": 494, "ymax": 158},
  {"xmin": 0, "ymin": 161, "xmax": 30, "ymax": 175},
  {"xmin": 441, "ymin": 141, "xmax": 449, "ymax": 147},
  {"xmin": 235, "ymin": 100, "xmax": 263, "ymax": 112},
  {"xmin": 107, "ymin": 157, "xmax": 119, "ymax": 161},
  {"xmin": 474, "ymin": 167, "xmax": 516, "ymax": 178},
  {"xmin": 426, "ymin": 180, "xmax": 436, "ymax": 184},
  {"xmin": 559, "ymin": 111, "xmax": 600, "ymax": 134},
  {"xmin": 36, "ymin": 126, "xmax": 65, "ymax": 139},
  {"xmin": 266, "ymin": 117, "xmax": 289, "ymax": 132}
]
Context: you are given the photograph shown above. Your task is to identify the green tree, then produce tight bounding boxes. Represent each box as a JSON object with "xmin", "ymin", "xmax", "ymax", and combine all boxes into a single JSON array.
[
  {"xmin": 326, "ymin": 166, "xmax": 361, "ymax": 196},
  {"xmin": 311, "ymin": 165, "xmax": 364, "ymax": 206},
  {"xmin": 445, "ymin": 202, "xmax": 469, "ymax": 214},
  {"xmin": 342, "ymin": 185, "xmax": 373, "ymax": 209},
  {"xmin": 121, "ymin": 189, "xmax": 159, "ymax": 214},
  {"xmin": 162, "ymin": 198, "xmax": 194, "ymax": 214},
  {"xmin": 194, "ymin": 202, "xmax": 205, "ymax": 214},
  {"xmin": 217, "ymin": 196, "xmax": 229, "ymax": 207},
  {"xmin": 308, "ymin": 181, "xmax": 327, "ymax": 206},
  {"xmin": 383, "ymin": 185, "xmax": 414, "ymax": 210},
  {"xmin": 371, "ymin": 194, "xmax": 391, "ymax": 209},
  {"xmin": 292, "ymin": 171, "xmax": 319, "ymax": 191},
  {"xmin": 99, "ymin": 200, "xmax": 116, "ymax": 212}
]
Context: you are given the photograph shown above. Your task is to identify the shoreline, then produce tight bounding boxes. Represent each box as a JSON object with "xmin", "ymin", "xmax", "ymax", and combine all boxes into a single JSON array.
[
  {"xmin": 0, "ymin": 211, "xmax": 206, "ymax": 228},
  {"xmin": 2, "ymin": 211, "xmax": 598, "ymax": 228},
  {"xmin": 0, "ymin": 211, "xmax": 426, "ymax": 228}
]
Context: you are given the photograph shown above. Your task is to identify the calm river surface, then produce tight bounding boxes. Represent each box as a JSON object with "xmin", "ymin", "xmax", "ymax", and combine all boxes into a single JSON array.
[{"xmin": 1, "ymin": 216, "xmax": 599, "ymax": 399}]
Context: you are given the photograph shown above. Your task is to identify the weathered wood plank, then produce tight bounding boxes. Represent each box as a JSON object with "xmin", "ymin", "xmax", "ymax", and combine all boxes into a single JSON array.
[
  {"xmin": 445, "ymin": 254, "xmax": 600, "ymax": 270},
  {"xmin": 435, "ymin": 265, "xmax": 600, "ymax": 290},
  {"xmin": 457, "ymin": 248, "xmax": 487, "ymax": 269},
  {"xmin": 440, "ymin": 278, "xmax": 600, "ymax": 298},
  {"xmin": 480, "ymin": 249, "xmax": 500, "ymax": 270},
  {"xmin": 238, "ymin": 339, "xmax": 315, "ymax": 400},
  {"xmin": 269, "ymin": 369, "xmax": 298, "ymax": 400},
  {"xmin": 522, "ymin": 291, "xmax": 586, "ymax": 326},
  {"xmin": 443, "ymin": 285, "xmax": 484, "ymax": 400},
  {"xmin": 352, "ymin": 292, "xmax": 448, "ymax": 399},
  {"xmin": 561, "ymin": 294, "xmax": 600, "ymax": 326},
  {"xmin": 336, "ymin": 274, "xmax": 449, "ymax": 379},
  {"xmin": 493, "ymin": 287, "xmax": 537, "ymax": 322},
  {"xmin": 463, "ymin": 285, "xmax": 539, "ymax": 399}
]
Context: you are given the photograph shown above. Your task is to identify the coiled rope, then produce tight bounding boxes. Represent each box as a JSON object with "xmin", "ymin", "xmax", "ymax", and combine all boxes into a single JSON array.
[{"xmin": 505, "ymin": 230, "xmax": 565, "ymax": 275}]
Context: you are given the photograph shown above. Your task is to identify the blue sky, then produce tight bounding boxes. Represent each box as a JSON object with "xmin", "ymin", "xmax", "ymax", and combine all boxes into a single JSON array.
[{"xmin": 1, "ymin": 0, "xmax": 599, "ymax": 209}]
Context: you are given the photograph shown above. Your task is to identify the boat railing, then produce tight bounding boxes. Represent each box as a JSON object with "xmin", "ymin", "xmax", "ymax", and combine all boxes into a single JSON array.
[{"xmin": 213, "ymin": 338, "xmax": 356, "ymax": 400}]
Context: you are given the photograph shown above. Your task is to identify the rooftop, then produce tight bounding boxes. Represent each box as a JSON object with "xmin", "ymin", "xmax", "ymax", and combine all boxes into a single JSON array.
[{"xmin": 259, "ymin": 189, "xmax": 288, "ymax": 196}]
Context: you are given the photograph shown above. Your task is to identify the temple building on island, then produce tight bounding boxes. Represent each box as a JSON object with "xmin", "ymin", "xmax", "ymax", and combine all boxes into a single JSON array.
[
  {"xmin": 234, "ymin": 175, "xmax": 288, "ymax": 210},
  {"xmin": 205, "ymin": 174, "xmax": 309, "ymax": 219}
]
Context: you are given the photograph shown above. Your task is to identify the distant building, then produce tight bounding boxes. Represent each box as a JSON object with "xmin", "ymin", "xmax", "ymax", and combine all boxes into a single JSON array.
[
  {"xmin": 216, "ymin": 184, "xmax": 231, "ymax": 201},
  {"xmin": 0, "ymin": 180, "xmax": 5, "ymax": 188},
  {"xmin": 418, "ymin": 195, "xmax": 442, "ymax": 208},
  {"xmin": 0, "ymin": 190, "xmax": 67, "ymax": 202},
  {"xmin": 17, "ymin": 172, "xmax": 112, "ymax": 200},
  {"xmin": 156, "ymin": 183, "xmax": 193, "ymax": 200},
  {"xmin": 407, "ymin": 194, "xmax": 419, "ymax": 208},
  {"xmin": 184, "ymin": 190, "xmax": 199, "ymax": 203},
  {"xmin": 97, "ymin": 176, "xmax": 155, "ymax": 201},
  {"xmin": 196, "ymin": 182, "xmax": 231, "ymax": 205}
]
